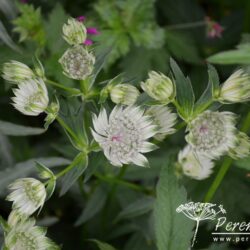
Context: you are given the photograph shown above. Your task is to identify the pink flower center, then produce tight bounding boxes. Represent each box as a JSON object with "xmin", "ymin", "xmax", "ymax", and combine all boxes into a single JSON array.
[
  {"xmin": 111, "ymin": 135, "xmax": 122, "ymax": 142},
  {"xmin": 199, "ymin": 125, "xmax": 208, "ymax": 134}
]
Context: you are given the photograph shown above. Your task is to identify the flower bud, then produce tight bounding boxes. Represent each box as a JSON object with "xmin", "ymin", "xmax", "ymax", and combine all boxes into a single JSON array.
[
  {"xmin": 62, "ymin": 17, "xmax": 87, "ymax": 45},
  {"xmin": 186, "ymin": 111, "xmax": 237, "ymax": 159},
  {"xmin": 218, "ymin": 69, "xmax": 250, "ymax": 103},
  {"xmin": 110, "ymin": 84, "xmax": 139, "ymax": 105},
  {"xmin": 12, "ymin": 78, "xmax": 49, "ymax": 116},
  {"xmin": 7, "ymin": 178, "xmax": 46, "ymax": 215},
  {"xmin": 59, "ymin": 45, "xmax": 95, "ymax": 80},
  {"xmin": 178, "ymin": 145, "xmax": 214, "ymax": 180},
  {"xmin": 141, "ymin": 71, "xmax": 175, "ymax": 103},
  {"xmin": 2, "ymin": 60, "xmax": 35, "ymax": 83},
  {"xmin": 229, "ymin": 131, "xmax": 250, "ymax": 159},
  {"xmin": 4, "ymin": 218, "xmax": 59, "ymax": 250},
  {"xmin": 146, "ymin": 105, "xmax": 177, "ymax": 141}
]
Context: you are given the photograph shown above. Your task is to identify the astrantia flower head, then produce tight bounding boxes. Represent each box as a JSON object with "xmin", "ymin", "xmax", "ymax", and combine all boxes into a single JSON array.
[
  {"xmin": 110, "ymin": 84, "xmax": 140, "ymax": 105},
  {"xmin": 2, "ymin": 60, "xmax": 35, "ymax": 84},
  {"xmin": 12, "ymin": 78, "xmax": 49, "ymax": 116},
  {"xmin": 218, "ymin": 69, "xmax": 250, "ymax": 103},
  {"xmin": 205, "ymin": 17, "xmax": 224, "ymax": 38},
  {"xmin": 141, "ymin": 71, "xmax": 175, "ymax": 103},
  {"xmin": 7, "ymin": 178, "xmax": 46, "ymax": 216},
  {"xmin": 178, "ymin": 145, "xmax": 214, "ymax": 180},
  {"xmin": 146, "ymin": 105, "xmax": 177, "ymax": 141},
  {"xmin": 4, "ymin": 218, "xmax": 59, "ymax": 250},
  {"xmin": 91, "ymin": 106, "xmax": 158, "ymax": 167},
  {"xmin": 59, "ymin": 45, "xmax": 95, "ymax": 80},
  {"xmin": 186, "ymin": 111, "xmax": 237, "ymax": 159},
  {"xmin": 229, "ymin": 131, "xmax": 250, "ymax": 159},
  {"xmin": 62, "ymin": 17, "xmax": 87, "ymax": 45}
]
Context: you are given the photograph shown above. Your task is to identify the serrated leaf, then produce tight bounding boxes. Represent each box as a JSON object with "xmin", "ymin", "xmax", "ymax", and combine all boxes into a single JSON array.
[
  {"xmin": 44, "ymin": 3, "xmax": 68, "ymax": 53},
  {"xmin": 0, "ymin": 157, "xmax": 70, "ymax": 195},
  {"xmin": 59, "ymin": 152, "xmax": 88, "ymax": 196},
  {"xmin": 89, "ymin": 239, "xmax": 117, "ymax": 250},
  {"xmin": 0, "ymin": 120, "xmax": 45, "ymax": 136},
  {"xmin": 170, "ymin": 59, "xmax": 195, "ymax": 120},
  {"xmin": 114, "ymin": 196, "xmax": 154, "ymax": 222},
  {"xmin": 75, "ymin": 184, "xmax": 108, "ymax": 226},
  {"xmin": 154, "ymin": 162, "xmax": 194, "ymax": 250},
  {"xmin": 165, "ymin": 30, "xmax": 201, "ymax": 64}
]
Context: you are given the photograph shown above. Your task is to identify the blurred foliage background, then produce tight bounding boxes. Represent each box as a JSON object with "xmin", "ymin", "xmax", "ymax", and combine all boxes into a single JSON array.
[{"xmin": 0, "ymin": 0, "xmax": 250, "ymax": 249}]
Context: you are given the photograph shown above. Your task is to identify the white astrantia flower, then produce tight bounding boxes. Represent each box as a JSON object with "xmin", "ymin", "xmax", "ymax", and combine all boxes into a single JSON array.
[
  {"xmin": 218, "ymin": 69, "xmax": 250, "ymax": 103},
  {"xmin": 186, "ymin": 111, "xmax": 237, "ymax": 159},
  {"xmin": 146, "ymin": 105, "xmax": 177, "ymax": 141},
  {"xmin": 12, "ymin": 78, "xmax": 49, "ymax": 116},
  {"xmin": 7, "ymin": 178, "xmax": 46, "ymax": 216},
  {"xmin": 91, "ymin": 106, "xmax": 158, "ymax": 167},
  {"xmin": 2, "ymin": 60, "xmax": 35, "ymax": 84},
  {"xmin": 4, "ymin": 218, "xmax": 59, "ymax": 250},
  {"xmin": 229, "ymin": 131, "xmax": 250, "ymax": 159},
  {"xmin": 62, "ymin": 17, "xmax": 87, "ymax": 45},
  {"xmin": 110, "ymin": 84, "xmax": 140, "ymax": 105},
  {"xmin": 141, "ymin": 71, "xmax": 175, "ymax": 103},
  {"xmin": 59, "ymin": 45, "xmax": 95, "ymax": 80},
  {"xmin": 178, "ymin": 145, "xmax": 214, "ymax": 180}
]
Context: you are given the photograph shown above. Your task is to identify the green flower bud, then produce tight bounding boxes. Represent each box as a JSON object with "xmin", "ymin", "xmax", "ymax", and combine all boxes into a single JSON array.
[
  {"xmin": 141, "ymin": 71, "xmax": 175, "ymax": 103},
  {"xmin": 59, "ymin": 45, "xmax": 95, "ymax": 80},
  {"xmin": 229, "ymin": 131, "xmax": 250, "ymax": 159},
  {"xmin": 110, "ymin": 84, "xmax": 140, "ymax": 105},
  {"xmin": 2, "ymin": 60, "xmax": 35, "ymax": 84},
  {"xmin": 218, "ymin": 69, "xmax": 250, "ymax": 103},
  {"xmin": 62, "ymin": 17, "xmax": 87, "ymax": 45}
]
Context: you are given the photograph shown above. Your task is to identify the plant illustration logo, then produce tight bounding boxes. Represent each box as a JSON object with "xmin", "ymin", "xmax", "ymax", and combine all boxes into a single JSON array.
[{"xmin": 176, "ymin": 202, "xmax": 226, "ymax": 247}]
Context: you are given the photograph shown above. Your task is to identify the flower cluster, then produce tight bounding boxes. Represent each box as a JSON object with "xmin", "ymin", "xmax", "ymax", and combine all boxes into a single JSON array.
[
  {"xmin": 205, "ymin": 17, "xmax": 224, "ymax": 39},
  {"xmin": 59, "ymin": 18, "xmax": 95, "ymax": 80}
]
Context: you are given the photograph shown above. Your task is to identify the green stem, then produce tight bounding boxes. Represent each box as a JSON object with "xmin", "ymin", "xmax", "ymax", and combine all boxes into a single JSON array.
[
  {"xmin": 56, "ymin": 116, "xmax": 80, "ymax": 146},
  {"xmin": 166, "ymin": 21, "xmax": 206, "ymax": 30},
  {"xmin": 204, "ymin": 111, "xmax": 250, "ymax": 202},
  {"xmin": 94, "ymin": 173, "xmax": 151, "ymax": 194},
  {"xmin": 46, "ymin": 79, "xmax": 81, "ymax": 95},
  {"xmin": 204, "ymin": 157, "xmax": 233, "ymax": 202}
]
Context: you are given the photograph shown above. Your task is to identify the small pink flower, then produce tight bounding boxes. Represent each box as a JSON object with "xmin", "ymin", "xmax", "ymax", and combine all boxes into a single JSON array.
[
  {"xmin": 205, "ymin": 17, "xmax": 224, "ymax": 38},
  {"xmin": 84, "ymin": 39, "xmax": 94, "ymax": 46},
  {"xmin": 76, "ymin": 16, "xmax": 86, "ymax": 22},
  {"xmin": 87, "ymin": 27, "xmax": 100, "ymax": 35}
]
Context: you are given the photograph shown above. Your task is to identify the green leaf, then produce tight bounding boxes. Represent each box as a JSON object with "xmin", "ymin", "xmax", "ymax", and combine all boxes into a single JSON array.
[
  {"xmin": 0, "ymin": 157, "xmax": 70, "ymax": 195},
  {"xmin": 154, "ymin": 162, "xmax": 194, "ymax": 250},
  {"xmin": 59, "ymin": 152, "xmax": 88, "ymax": 196},
  {"xmin": 207, "ymin": 48, "xmax": 250, "ymax": 65},
  {"xmin": 89, "ymin": 239, "xmax": 117, "ymax": 250},
  {"xmin": 194, "ymin": 64, "xmax": 219, "ymax": 115},
  {"xmin": 44, "ymin": 3, "xmax": 68, "ymax": 53},
  {"xmin": 0, "ymin": 120, "xmax": 45, "ymax": 136},
  {"xmin": 59, "ymin": 97, "xmax": 88, "ymax": 150},
  {"xmin": 234, "ymin": 157, "xmax": 250, "ymax": 170},
  {"xmin": 165, "ymin": 30, "xmax": 201, "ymax": 64},
  {"xmin": 114, "ymin": 196, "xmax": 154, "ymax": 222},
  {"xmin": 36, "ymin": 162, "xmax": 56, "ymax": 200},
  {"xmin": 170, "ymin": 58, "xmax": 195, "ymax": 120},
  {"xmin": 75, "ymin": 185, "xmax": 108, "ymax": 226}
]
